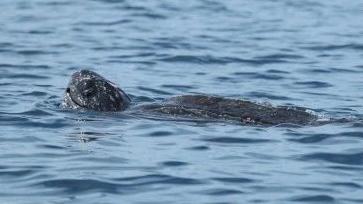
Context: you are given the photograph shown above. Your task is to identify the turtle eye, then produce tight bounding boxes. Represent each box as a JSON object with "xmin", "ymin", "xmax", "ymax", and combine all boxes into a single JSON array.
[{"xmin": 66, "ymin": 88, "xmax": 70, "ymax": 93}]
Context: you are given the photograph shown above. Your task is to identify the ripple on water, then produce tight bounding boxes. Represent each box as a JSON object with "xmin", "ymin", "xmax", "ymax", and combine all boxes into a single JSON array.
[
  {"xmin": 0, "ymin": 165, "xmax": 46, "ymax": 183},
  {"xmin": 307, "ymin": 67, "xmax": 361, "ymax": 74},
  {"xmin": 32, "ymin": 175, "xmax": 206, "ymax": 194},
  {"xmin": 290, "ymin": 195, "xmax": 335, "ymax": 203},
  {"xmin": 287, "ymin": 131, "xmax": 363, "ymax": 144},
  {"xmin": 185, "ymin": 145, "xmax": 210, "ymax": 151},
  {"xmin": 0, "ymin": 169, "xmax": 36, "ymax": 178},
  {"xmin": 198, "ymin": 188, "xmax": 244, "ymax": 196},
  {"xmin": 2, "ymin": 117, "xmax": 70, "ymax": 129},
  {"xmin": 137, "ymin": 86, "xmax": 173, "ymax": 96},
  {"xmin": 159, "ymin": 55, "xmax": 286, "ymax": 65},
  {"xmin": 255, "ymin": 53, "xmax": 305, "ymax": 60},
  {"xmin": 113, "ymin": 174, "xmax": 204, "ymax": 186},
  {"xmin": 148, "ymin": 131, "xmax": 174, "ymax": 137},
  {"xmin": 202, "ymin": 137, "xmax": 272, "ymax": 144},
  {"xmin": 294, "ymin": 81, "xmax": 333, "ymax": 88},
  {"xmin": 16, "ymin": 50, "xmax": 59, "ymax": 56},
  {"xmin": 329, "ymin": 182, "xmax": 362, "ymax": 189},
  {"xmin": 300, "ymin": 152, "xmax": 363, "ymax": 165},
  {"xmin": 130, "ymin": 12, "xmax": 167, "ymax": 20},
  {"xmin": 0, "ymin": 64, "xmax": 50, "ymax": 69},
  {"xmin": 233, "ymin": 71, "xmax": 285, "ymax": 80},
  {"xmin": 19, "ymin": 109, "xmax": 54, "ymax": 116},
  {"xmin": 0, "ymin": 73, "xmax": 49, "ymax": 80},
  {"xmin": 160, "ymin": 161, "xmax": 189, "ymax": 167},
  {"xmin": 35, "ymin": 179, "xmax": 121, "ymax": 194},
  {"xmin": 212, "ymin": 177, "xmax": 256, "ymax": 184},
  {"xmin": 79, "ymin": 19, "xmax": 132, "ymax": 26},
  {"xmin": 21, "ymin": 91, "xmax": 48, "ymax": 97},
  {"xmin": 302, "ymin": 43, "xmax": 363, "ymax": 51}
]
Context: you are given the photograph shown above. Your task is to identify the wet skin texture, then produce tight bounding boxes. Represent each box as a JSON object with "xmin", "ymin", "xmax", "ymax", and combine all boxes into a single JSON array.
[
  {"xmin": 63, "ymin": 70, "xmax": 131, "ymax": 111},
  {"xmin": 63, "ymin": 70, "xmax": 318, "ymax": 126}
]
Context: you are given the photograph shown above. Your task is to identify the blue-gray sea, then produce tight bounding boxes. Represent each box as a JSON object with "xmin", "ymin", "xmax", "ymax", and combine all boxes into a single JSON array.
[{"xmin": 1, "ymin": 0, "xmax": 363, "ymax": 203}]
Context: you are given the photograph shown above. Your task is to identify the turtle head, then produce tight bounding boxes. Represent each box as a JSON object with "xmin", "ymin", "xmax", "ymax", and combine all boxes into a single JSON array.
[{"xmin": 63, "ymin": 69, "xmax": 131, "ymax": 111}]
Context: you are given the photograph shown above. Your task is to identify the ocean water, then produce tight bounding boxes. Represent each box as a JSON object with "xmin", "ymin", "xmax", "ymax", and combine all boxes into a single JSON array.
[{"xmin": 1, "ymin": 0, "xmax": 363, "ymax": 203}]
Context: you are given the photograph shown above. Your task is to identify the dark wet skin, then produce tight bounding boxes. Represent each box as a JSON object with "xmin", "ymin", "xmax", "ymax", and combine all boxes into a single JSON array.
[
  {"xmin": 63, "ymin": 70, "xmax": 131, "ymax": 112},
  {"xmin": 63, "ymin": 70, "xmax": 320, "ymax": 126}
]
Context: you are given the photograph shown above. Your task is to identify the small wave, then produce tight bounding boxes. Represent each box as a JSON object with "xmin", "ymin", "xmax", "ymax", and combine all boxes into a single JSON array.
[
  {"xmin": 0, "ymin": 64, "xmax": 50, "ymax": 69},
  {"xmin": 16, "ymin": 50, "xmax": 59, "ymax": 56},
  {"xmin": 0, "ymin": 82, "xmax": 12, "ymax": 86},
  {"xmin": 131, "ymin": 13, "xmax": 167, "ymax": 20},
  {"xmin": 330, "ymin": 68, "xmax": 359, "ymax": 73},
  {"xmin": 300, "ymin": 152, "xmax": 363, "ymax": 165},
  {"xmin": 202, "ymin": 137, "xmax": 272, "ymax": 144},
  {"xmin": 266, "ymin": 69, "xmax": 290, "ymax": 74},
  {"xmin": 215, "ymin": 76, "xmax": 242, "ymax": 83},
  {"xmin": 159, "ymin": 55, "xmax": 229, "ymax": 64},
  {"xmin": 18, "ymin": 109, "xmax": 53, "ymax": 116},
  {"xmin": 119, "ymin": 5, "xmax": 148, "ymax": 11},
  {"xmin": 160, "ymin": 161, "xmax": 189, "ymax": 167},
  {"xmin": 137, "ymin": 86, "xmax": 173, "ymax": 96},
  {"xmin": 0, "ymin": 73, "xmax": 49, "ymax": 80},
  {"xmin": 35, "ymin": 179, "xmax": 121, "ymax": 193},
  {"xmin": 109, "ymin": 52, "xmax": 155, "ymax": 59},
  {"xmin": 113, "ymin": 174, "xmax": 203, "ymax": 185},
  {"xmin": 161, "ymin": 84, "xmax": 195, "ymax": 91},
  {"xmin": 0, "ymin": 169, "xmax": 36, "ymax": 179},
  {"xmin": 92, "ymin": 0, "xmax": 127, "ymax": 4},
  {"xmin": 307, "ymin": 67, "xmax": 359, "ymax": 74},
  {"xmin": 256, "ymin": 54, "xmax": 305, "ymax": 60},
  {"xmin": 294, "ymin": 81, "xmax": 333, "ymax": 88},
  {"xmin": 287, "ymin": 131, "xmax": 363, "ymax": 144},
  {"xmin": 37, "ymin": 144, "xmax": 65, "ymax": 150},
  {"xmin": 185, "ymin": 145, "xmax": 210, "ymax": 151},
  {"xmin": 212, "ymin": 177, "xmax": 255, "ymax": 184},
  {"xmin": 51, "ymin": 43, "xmax": 73, "ymax": 48},
  {"xmin": 301, "ymin": 43, "xmax": 363, "ymax": 51},
  {"xmin": 0, "ymin": 136, "xmax": 45, "ymax": 143},
  {"xmin": 0, "ymin": 42, "xmax": 13, "ymax": 47},
  {"xmin": 79, "ymin": 19, "xmax": 131, "ymax": 26},
  {"xmin": 38, "ymin": 1, "xmax": 74, "ymax": 6},
  {"xmin": 67, "ymin": 131, "xmax": 113, "ymax": 142},
  {"xmin": 0, "ymin": 48, "xmax": 12, "ymax": 53},
  {"xmin": 21, "ymin": 91, "xmax": 48, "ymax": 97},
  {"xmin": 199, "ymin": 188, "xmax": 243, "ymax": 196},
  {"xmin": 288, "ymin": 133, "xmax": 331, "ymax": 143},
  {"xmin": 152, "ymin": 41, "xmax": 204, "ymax": 50},
  {"xmin": 27, "ymin": 30, "xmax": 53, "ymax": 35},
  {"xmin": 233, "ymin": 72, "xmax": 285, "ymax": 80},
  {"xmin": 159, "ymin": 55, "xmax": 286, "ymax": 65},
  {"xmin": 290, "ymin": 195, "xmax": 335, "ymax": 202},
  {"xmin": 148, "ymin": 131, "xmax": 173, "ymax": 137},
  {"xmin": 106, "ymin": 59, "xmax": 156, "ymax": 65},
  {"xmin": 329, "ymin": 182, "xmax": 362, "ymax": 189},
  {"xmin": 1, "ymin": 117, "xmax": 70, "ymax": 129}
]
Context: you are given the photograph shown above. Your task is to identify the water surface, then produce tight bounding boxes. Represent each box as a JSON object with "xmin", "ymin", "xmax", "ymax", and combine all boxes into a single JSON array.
[{"xmin": 1, "ymin": 0, "xmax": 363, "ymax": 203}]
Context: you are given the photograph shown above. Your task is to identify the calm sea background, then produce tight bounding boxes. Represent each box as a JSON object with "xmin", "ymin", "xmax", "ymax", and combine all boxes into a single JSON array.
[{"xmin": 1, "ymin": 0, "xmax": 363, "ymax": 203}]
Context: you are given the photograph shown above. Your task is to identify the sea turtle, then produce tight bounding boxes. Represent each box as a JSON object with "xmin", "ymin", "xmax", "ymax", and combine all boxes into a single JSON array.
[{"xmin": 63, "ymin": 69, "xmax": 321, "ymax": 126}]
